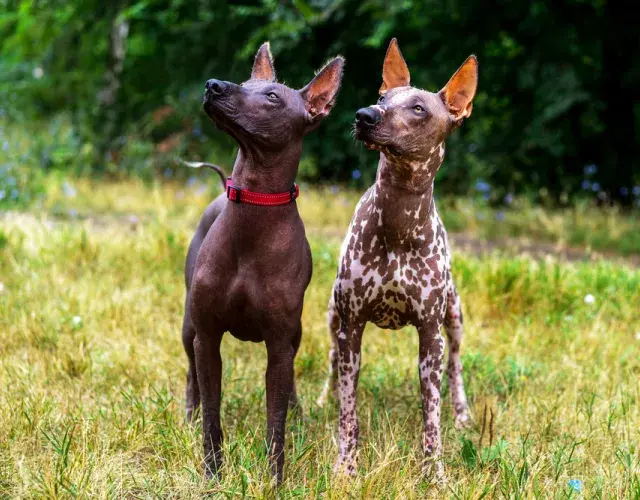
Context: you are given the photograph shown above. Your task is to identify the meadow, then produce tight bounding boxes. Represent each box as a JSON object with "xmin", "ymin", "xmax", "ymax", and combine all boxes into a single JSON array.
[{"xmin": 1, "ymin": 177, "xmax": 639, "ymax": 498}]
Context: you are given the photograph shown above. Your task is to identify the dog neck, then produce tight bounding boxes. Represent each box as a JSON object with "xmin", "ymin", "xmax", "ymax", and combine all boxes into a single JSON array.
[
  {"xmin": 372, "ymin": 145, "xmax": 444, "ymax": 246},
  {"xmin": 229, "ymin": 143, "xmax": 303, "ymax": 194},
  {"xmin": 375, "ymin": 142, "xmax": 445, "ymax": 192}
]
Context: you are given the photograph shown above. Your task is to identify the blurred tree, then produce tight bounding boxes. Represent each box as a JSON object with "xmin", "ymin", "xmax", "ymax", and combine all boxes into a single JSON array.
[{"xmin": 0, "ymin": 0, "xmax": 638, "ymax": 202}]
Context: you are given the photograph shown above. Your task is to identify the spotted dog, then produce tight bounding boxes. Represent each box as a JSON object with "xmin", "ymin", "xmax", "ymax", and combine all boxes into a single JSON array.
[{"xmin": 318, "ymin": 38, "xmax": 478, "ymax": 480}]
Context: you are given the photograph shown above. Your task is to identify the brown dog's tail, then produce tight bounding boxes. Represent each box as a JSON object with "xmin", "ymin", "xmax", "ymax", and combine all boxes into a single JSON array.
[{"xmin": 177, "ymin": 159, "xmax": 227, "ymax": 190}]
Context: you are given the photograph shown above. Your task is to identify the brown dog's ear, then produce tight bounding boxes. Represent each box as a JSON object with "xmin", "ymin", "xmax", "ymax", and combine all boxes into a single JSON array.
[
  {"xmin": 440, "ymin": 55, "xmax": 478, "ymax": 123},
  {"xmin": 251, "ymin": 41, "xmax": 276, "ymax": 81},
  {"xmin": 300, "ymin": 56, "xmax": 345, "ymax": 124},
  {"xmin": 379, "ymin": 38, "xmax": 410, "ymax": 94}
]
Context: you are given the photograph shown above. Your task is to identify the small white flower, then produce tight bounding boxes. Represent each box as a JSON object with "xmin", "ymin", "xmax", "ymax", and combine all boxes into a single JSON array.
[
  {"xmin": 62, "ymin": 181, "xmax": 77, "ymax": 198},
  {"xmin": 33, "ymin": 67, "xmax": 44, "ymax": 79},
  {"xmin": 584, "ymin": 294, "xmax": 595, "ymax": 305},
  {"xmin": 72, "ymin": 316, "xmax": 82, "ymax": 326},
  {"xmin": 635, "ymin": 332, "xmax": 640, "ymax": 341},
  {"xmin": 0, "ymin": 282, "xmax": 4, "ymax": 293}
]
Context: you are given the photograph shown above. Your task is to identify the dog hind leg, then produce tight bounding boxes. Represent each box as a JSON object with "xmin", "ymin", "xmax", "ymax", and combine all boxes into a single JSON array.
[
  {"xmin": 444, "ymin": 285, "xmax": 471, "ymax": 429},
  {"xmin": 182, "ymin": 296, "xmax": 200, "ymax": 422},
  {"xmin": 289, "ymin": 324, "xmax": 303, "ymax": 413},
  {"xmin": 317, "ymin": 295, "xmax": 340, "ymax": 407}
]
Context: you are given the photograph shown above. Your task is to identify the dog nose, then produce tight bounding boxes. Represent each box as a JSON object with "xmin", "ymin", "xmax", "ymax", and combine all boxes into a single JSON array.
[
  {"xmin": 355, "ymin": 107, "xmax": 381, "ymax": 127},
  {"xmin": 205, "ymin": 79, "xmax": 225, "ymax": 95}
]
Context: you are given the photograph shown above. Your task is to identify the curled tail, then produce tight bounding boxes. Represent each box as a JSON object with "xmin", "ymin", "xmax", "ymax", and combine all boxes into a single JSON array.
[{"xmin": 177, "ymin": 159, "xmax": 227, "ymax": 190}]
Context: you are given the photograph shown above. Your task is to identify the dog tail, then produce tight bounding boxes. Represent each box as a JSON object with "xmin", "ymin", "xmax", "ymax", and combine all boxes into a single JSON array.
[{"xmin": 177, "ymin": 159, "xmax": 227, "ymax": 190}]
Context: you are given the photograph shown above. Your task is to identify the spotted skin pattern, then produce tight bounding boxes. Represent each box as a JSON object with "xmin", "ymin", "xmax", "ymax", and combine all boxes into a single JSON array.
[
  {"xmin": 321, "ymin": 41, "xmax": 478, "ymax": 481},
  {"xmin": 326, "ymin": 152, "xmax": 471, "ymax": 479}
]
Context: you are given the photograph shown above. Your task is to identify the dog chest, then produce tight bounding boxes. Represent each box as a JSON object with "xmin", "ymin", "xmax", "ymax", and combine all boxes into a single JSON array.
[
  {"xmin": 336, "ymin": 244, "xmax": 449, "ymax": 329},
  {"xmin": 335, "ymin": 187, "xmax": 452, "ymax": 329}
]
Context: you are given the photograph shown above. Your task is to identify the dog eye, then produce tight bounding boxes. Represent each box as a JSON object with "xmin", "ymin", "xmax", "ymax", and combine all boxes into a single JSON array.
[
  {"xmin": 378, "ymin": 95, "xmax": 385, "ymax": 103},
  {"xmin": 267, "ymin": 92, "xmax": 278, "ymax": 100},
  {"xmin": 413, "ymin": 105, "xmax": 424, "ymax": 113}
]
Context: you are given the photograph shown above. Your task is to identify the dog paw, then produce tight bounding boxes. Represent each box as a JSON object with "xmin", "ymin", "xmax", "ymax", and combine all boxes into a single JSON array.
[
  {"xmin": 316, "ymin": 384, "xmax": 335, "ymax": 408},
  {"xmin": 185, "ymin": 406, "xmax": 200, "ymax": 425},
  {"xmin": 316, "ymin": 394, "xmax": 336, "ymax": 408},
  {"xmin": 422, "ymin": 459, "xmax": 446, "ymax": 486},
  {"xmin": 203, "ymin": 465, "xmax": 222, "ymax": 483},
  {"xmin": 333, "ymin": 457, "xmax": 357, "ymax": 477},
  {"xmin": 454, "ymin": 411, "xmax": 472, "ymax": 430},
  {"xmin": 290, "ymin": 404, "xmax": 311, "ymax": 426}
]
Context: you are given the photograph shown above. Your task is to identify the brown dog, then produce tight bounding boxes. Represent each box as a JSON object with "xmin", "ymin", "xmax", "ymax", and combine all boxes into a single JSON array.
[
  {"xmin": 319, "ymin": 39, "xmax": 477, "ymax": 480},
  {"xmin": 183, "ymin": 43, "xmax": 344, "ymax": 482}
]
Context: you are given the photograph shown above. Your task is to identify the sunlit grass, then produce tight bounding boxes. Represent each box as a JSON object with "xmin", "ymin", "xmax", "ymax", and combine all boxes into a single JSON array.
[
  {"xmin": 439, "ymin": 196, "xmax": 640, "ymax": 257},
  {"xmin": 25, "ymin": 175, "xmax": 640, "ymax": 257},
  {"xmin": 1, "ymin": 179, "xmax": 639, "ymax": 497}
]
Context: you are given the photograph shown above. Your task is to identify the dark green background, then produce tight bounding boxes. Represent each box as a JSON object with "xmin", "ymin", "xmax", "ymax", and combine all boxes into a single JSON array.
[{"xmin": 1, "ymin": 0, "xmax": 638, "ymax": 203}]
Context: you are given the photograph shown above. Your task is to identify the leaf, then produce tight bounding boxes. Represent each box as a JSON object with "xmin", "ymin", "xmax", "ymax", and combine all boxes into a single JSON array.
[
  {"xmin": 460, "ymin": 436, "xmax": 478, "ymax": 469},
  {"xmin": 292, "ymin": 0, "xmax": 317, "ymax": 20}
]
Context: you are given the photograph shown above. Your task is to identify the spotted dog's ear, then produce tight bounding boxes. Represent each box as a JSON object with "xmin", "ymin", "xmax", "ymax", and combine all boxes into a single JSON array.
[
  {"xmin": 379, "ymin": 38, "xmax": 410, "ymax": 94},
  {"xmin": 251, "ymin": 41, "xmax": 276, "ymax": 81},
  {"xmin": 439, "ymin": 55, "xmax": 478, "ymax": 124}
]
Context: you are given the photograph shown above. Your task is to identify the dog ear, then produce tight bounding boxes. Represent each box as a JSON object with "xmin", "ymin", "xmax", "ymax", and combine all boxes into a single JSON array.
[
  {"xmin": 440, "ymin": 55, "xmax": 478, "ymax": 123},
  {"xmin": 379, "ymin": 38, "xmax": 410, "ymax": 94},
  {"xmin": 300, "ymin": 56, "xmax": 345, "ymax": 129},
  {"xmin": 251, "ymin": 41, "xmax": 276, "ymax": 81}
]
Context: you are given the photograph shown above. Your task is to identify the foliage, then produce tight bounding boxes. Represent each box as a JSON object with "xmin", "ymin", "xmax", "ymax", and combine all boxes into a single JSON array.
[
  {"xmin": 0, "ymin": 117, "xmax": 47, "ymax": 208},
  {"xmin": 0, "ymin": 0, "xmax": 638, "ymax": 200}
]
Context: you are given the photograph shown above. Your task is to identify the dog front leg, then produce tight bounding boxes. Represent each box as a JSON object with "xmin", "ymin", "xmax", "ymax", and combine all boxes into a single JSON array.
[
  {"xmin": 417, "ymin": 321, "xmax": 446, "ymax": 483},
  {"xmin": 194, "ymin": 332, "xmax": 224, "ymax": 479},
  {"xmin": 334, "ymin": 321, "xmax": 364, "ymax": 476},
  {"xmin": 265, "ymin": 343, "xmax": 295, "ymax": 484},
  {"xmin": 317, "ymin": 333, "xmax": 338, "ymax": 407},
  {"xmin": 288, "ymin": 324, "xmax": 303, "ymax": 413}
]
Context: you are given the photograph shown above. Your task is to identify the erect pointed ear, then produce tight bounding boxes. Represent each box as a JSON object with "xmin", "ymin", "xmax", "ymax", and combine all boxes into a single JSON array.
[
  {"xmin": 300, "ymin": 56, "xmax": 345, "ymax": 124},
  {"xmin": 379, "ymin": 38, "xmax": 410, "ymax": 94},
  {"xmin": 251, "ymin": 41, "xmax": 276, "ymax": 81},
  {"xmin": 439, "ymin": 55, "xmax": 478, "ymax": 123}
]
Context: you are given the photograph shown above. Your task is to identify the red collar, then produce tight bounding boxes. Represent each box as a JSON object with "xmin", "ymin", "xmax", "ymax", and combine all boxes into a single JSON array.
[{"xmin": 226, "ymin": 178, "xmax": 300, "ymax": 206}]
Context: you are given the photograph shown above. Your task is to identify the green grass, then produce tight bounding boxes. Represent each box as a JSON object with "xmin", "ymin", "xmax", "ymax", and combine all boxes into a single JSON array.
[
  {"xmin": 1, "ymin": 178, "xmax": 639, "ymax": 497},
  {"xmin": 13, "ymin": 174, "xmax": 640, "ymax": 258},
  {"xmin": 438, "ymin": 197, "xmax": 640, "ymax": 258}
]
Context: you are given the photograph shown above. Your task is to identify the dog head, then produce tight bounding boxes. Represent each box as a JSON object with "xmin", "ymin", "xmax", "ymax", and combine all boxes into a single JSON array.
[
  {"xmin": 355, "ymin": 38, "xmax": 477, "ymax": 167},
  {"xmin": 203, "ymin": 42, "xmax": 344, "ymax": 153}
]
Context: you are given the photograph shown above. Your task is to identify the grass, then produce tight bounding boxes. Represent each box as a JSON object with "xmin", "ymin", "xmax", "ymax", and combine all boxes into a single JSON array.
[
  {"xmin": 14, "ymin": 174, "xmax": 640, "ymax": 257},
  {"xmin": 1, "ymin": 177, "xmax": 639, "ymax": 497}
]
